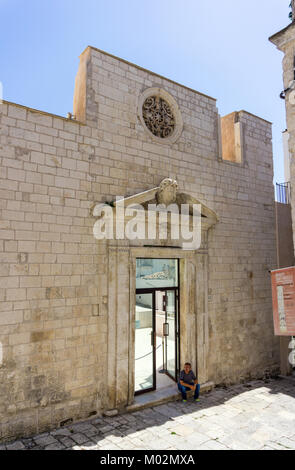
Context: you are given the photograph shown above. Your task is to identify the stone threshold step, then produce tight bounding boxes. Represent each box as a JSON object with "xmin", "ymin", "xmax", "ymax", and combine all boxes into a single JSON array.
[{"xmin": 125, "ymin": 381, "xmax": 214, "ymax": 414}]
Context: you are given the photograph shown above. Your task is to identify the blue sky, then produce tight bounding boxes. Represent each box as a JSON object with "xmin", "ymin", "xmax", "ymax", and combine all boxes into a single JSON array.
[{"xmin": 0, "ymin": 0, "xmax": 291, "ymax": 183}]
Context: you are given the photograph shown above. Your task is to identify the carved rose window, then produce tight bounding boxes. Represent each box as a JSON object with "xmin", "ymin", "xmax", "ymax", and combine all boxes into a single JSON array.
[{"xmin": 142, "ymin": 96, "xmax": 175, "ymax": 138}]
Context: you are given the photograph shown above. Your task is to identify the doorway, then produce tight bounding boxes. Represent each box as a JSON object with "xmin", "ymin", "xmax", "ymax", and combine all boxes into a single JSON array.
[{"xmin": 135, "ymin": 259, "xmax": 180, "ymax": 395}]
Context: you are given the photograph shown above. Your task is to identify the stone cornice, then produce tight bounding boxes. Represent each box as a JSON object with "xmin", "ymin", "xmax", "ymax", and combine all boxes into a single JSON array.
[{"xmin": 269, "ymin": 22, "xmax": 295, "ymax": 50}]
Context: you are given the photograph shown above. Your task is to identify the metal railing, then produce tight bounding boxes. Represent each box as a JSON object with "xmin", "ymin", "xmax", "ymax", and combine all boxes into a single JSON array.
[{"xmin": 276, "ymin": 182, "xmax": 291, "ymax": 204}]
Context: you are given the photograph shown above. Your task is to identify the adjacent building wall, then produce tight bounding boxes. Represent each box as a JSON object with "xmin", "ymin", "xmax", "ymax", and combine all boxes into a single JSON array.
[
  {"xmin": 270, "ymin": 24, "xmax": 295, "ymax": 255},
  {"xmin": 283, "ymin": 130, "xmax": 291, "ymax": 182},
  {"xmin": 269, "ymin": 10, "xmax": 295, "ymax": 380},
  {"xmin": 0, "ymin": 47, "xmax": 279, "ymax": 441},
  {"xmin": 275, "ymin": 202, "xmax": 295, "ymax": 269},
  {"xmin": 275, "ymin": 201, "xmax": 294, "ymax": 375}
]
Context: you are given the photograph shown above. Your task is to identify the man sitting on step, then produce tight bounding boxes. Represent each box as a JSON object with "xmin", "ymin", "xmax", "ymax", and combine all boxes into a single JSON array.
[{"xmin": 178, "ymin": 362, "xmax": 200, "ymax": 403}]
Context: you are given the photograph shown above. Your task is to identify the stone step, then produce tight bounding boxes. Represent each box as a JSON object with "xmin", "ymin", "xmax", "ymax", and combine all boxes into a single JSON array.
[{"xmin": 125, "ymin": 381, "xmax": 214, "ymax": 413}]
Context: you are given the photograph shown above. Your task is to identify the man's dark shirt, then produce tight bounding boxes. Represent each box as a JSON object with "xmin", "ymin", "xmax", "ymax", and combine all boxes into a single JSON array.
[{"xmin": 179, "ymin": 370, "xmax": 196, "ymax": 385}]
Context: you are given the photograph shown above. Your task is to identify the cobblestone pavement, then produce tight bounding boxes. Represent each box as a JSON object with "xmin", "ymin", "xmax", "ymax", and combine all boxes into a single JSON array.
[{"xmin": 1, "ymin": 376, "xmax": 295, "ymax": 451}]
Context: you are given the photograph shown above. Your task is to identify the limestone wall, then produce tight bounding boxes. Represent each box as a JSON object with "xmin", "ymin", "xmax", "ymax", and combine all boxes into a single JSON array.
[
  {"xmin": 270, "ymin": 23, "xmax": 295, "ymax": 263},
  {"xmin": 0, "ymin": 46, "xmax": 279, "ymax": 441}
]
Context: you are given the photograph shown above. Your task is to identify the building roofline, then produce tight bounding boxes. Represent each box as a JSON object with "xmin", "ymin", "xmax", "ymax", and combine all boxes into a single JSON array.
[
  {"xmin": 1, "ymin": 100, "xmax": 85, "ymax": 125},
  {"xmin": 269, "ymin": 22, "xmax": 295, "ymax": 43},
  {"xmin": 2, "ymin": 103, "xmax": 272, "ymax": 128},
  {"xmin": 2, "ymin": 67, "xmax": 272, "ymax": 128},
  {"xmin": 238, "ymin": 110, "xmax": 272, "ymax": 125},
  {"xmin": 82, "ymin": 45, "xmax": 217, "ymax": 102}
]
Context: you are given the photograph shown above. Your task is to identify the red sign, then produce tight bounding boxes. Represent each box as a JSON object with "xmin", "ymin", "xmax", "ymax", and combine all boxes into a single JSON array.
[{"xmin": 271, "ymin": 266, "xmax": 295, "ymax": 336}]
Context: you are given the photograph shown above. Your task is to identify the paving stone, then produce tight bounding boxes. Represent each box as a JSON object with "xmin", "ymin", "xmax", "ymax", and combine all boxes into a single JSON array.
[
  {"xmin": 3, "ymin": 377, "xmax": 295, "ymax": 451},
  {"xmin": 22, "ymin": 440, "xmax": 36, "ymax": 449},
  {"xmin": 205, "ymin": 439, "xmax": 229, "ymax": 450},
  {"xmin": 51, "ymin": 428, "xmax": 72, "ymax": 437},
  {"xmin": 99, "ymin": 425, "xmax": 114, "ymax": 434},
  {"xmin": 275, "ymin": 437, "xmax": 295, "ymax": 450},
  {"xmin": 6, "ymin": 441, "xmax": 25, "ymax": 450},
  {"xmin": 70, "ymin": 433, "xmax": 89, "ymax": 444},
  {"xmin": 86, "ymin": 434, "xmax": 101, "ymax": 445},
  {"xmin": 80, "ymin": 441, "xmax": 99, "ymax": 450},
  {"xmin": 45, "ymin": 442, "xmax": 66, "ymax": 450},
  {"xmin": 184, "ymin": 432, "xmax": 210, "ymax": 447},
  {"xmin": 202, "ymin": 426, "xmax": 226, "ymax": 440},
  {"xmin": 106, "ymin": 434, "xmax": 124, "ymax": 444},
  {"xmin": 150, "ymin": 439, "xmax": 171, "ymax": 450},
  {"xmin": 265, "ymin": 441, "xmax": 290, "ymax": 450},
  {"xmin": 34, "ymin": 435, "xmax": 58, "ymax": 446},
  {"xmin": 118, "ymin": 441, "xmax": 137, "ymax": 449},
  {"xmin": 172, "ymin": 440, "xmax": 197, "ymax": 450},
  {"xmin": 91, "ymin": 437, "xmax": 112, "ymax": 448},
  {"xmin": 69, "ymin": 423, "xmax": 97, "ymax": 433},
  {"xmin": 91, "ymin": 418, "xmax": 105, "ymax": 425},
  {"xmin": 218, "ymin": 432, "xmax": 262, "ymax": 450},
  {"xmin": 194, "ymin": 444, "xmax": 212, "ymax": 450},
  {"xmin": 58, "ymin": 436, "xmax": 77, "ymax": 448},
  {"xmin": 98, "ymin": 444, "xmax": 121, "ymax": 450}
]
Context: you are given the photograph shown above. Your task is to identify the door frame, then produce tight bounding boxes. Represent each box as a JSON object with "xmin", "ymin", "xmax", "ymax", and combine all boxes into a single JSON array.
[
  {"xmin": 134, "ymin": 263, "xmax": 180, "ymax": 396},
  {"xmin": 125, "ymin": 247, "xmax": 209, "ymax": 408},
  {"xmin": 164, "ymin": 288, "xmax": 180, "ymax": 383}
]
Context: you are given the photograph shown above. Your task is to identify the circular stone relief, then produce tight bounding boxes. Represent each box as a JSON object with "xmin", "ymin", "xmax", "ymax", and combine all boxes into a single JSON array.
[
  {"xmin": 138, "ymin": 88, "xmax": 183, "ymax": 144},
  {"xmin": 142, "ymin": 96, "xmax": 175, "ymax": 138}
]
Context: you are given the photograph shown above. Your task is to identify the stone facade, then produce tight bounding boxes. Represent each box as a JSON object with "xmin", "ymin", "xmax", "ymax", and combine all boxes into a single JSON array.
[
  {"xmin": 270, "ymin": 22, "xmax": 295, "ymax": 257},
  {"xmin": 0, "ymin": 46, "xmax": 279, "ymax": 442}
]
